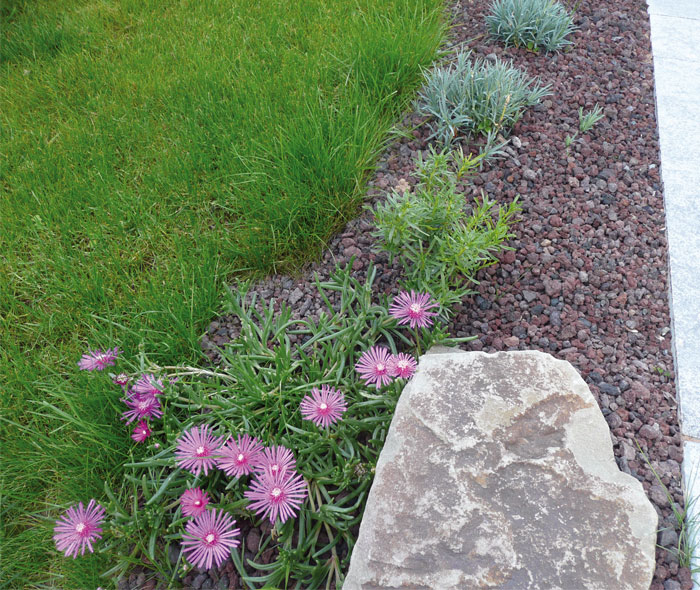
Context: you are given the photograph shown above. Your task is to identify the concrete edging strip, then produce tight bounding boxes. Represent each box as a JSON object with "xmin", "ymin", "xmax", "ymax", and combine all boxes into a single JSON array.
[{"xmin": 649, "ymin": 0, "xmax": 700, "ymax": 584}]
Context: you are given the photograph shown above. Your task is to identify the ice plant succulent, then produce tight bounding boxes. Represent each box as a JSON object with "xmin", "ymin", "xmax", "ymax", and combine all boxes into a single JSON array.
[
  {"xmin": 355, "ymin": 345, "xmax": 394, "ymax": 389},
  {"xmin": 254, "ymin": 445, "xmax": 296, "ymax": 479},
  {"xmin": 387, "ymin": 353, "xmax": 418, "ymax": 379},
  {"xmin": 175, "ymin": 425, "xmax": 224, "ymax": 477},
  {"xmin": 244, "ymin": 470, "xmax": 308, "ymax": 524},
  {"xmin": 181, "ymin": 508, "xmax": 240, "ymax": 570},
  {"xmin": 121, "ymin": 391, "xmax": 163, "ymax": 424},
  {"xmin": 180, "ymin": 487, "xmax": 210, "ymax": 518},
  {"xmin": 217, "ymin": 434, "xmax": 264, "ymax": 479},
  {"xmin": 53, "ymin": 499, "xmax": 106, "ymax": 558},
  {"xmin": 132, "ymin": 373, "xmax": 164, "ymax": 397},
  {"xmin": 112, "ymin": 373, "xmax": 130, "ymax": 388},
  {"xmin": 389, "ymin": 290, "xmax": 439, "ymax": 329},
  {"xmin": 77, "ymin": 347, "xmax": 121, "ymax": 371},
  {"xmin": 300, "ymin": 385, "xmax": 347, "ymax": 428},
  {"xmin": 131, "ymin": 420, "xmax": 152, "ymax": 443}
]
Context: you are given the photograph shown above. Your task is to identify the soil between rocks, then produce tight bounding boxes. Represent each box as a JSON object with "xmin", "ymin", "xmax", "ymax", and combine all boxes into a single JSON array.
[{"xmin": 131, "ymin": 0, "xmax": 687, "ymax": 588}]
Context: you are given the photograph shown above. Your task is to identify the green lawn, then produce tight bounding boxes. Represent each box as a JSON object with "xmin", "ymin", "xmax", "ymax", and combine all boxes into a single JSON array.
[{"xmin": 0, "ymin": 0, "xmax": 445, "ymax": 586}]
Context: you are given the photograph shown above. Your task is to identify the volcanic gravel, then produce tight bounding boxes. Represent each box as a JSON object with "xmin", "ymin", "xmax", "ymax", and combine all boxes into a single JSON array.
[{"xmin": 129, "ymin": 0, "xmax": 687, "ymax": 588}]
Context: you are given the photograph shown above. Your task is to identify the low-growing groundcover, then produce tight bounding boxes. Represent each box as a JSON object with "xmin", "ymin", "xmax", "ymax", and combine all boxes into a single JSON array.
[
  {"xmin": 0, "ymin": 0, "xmax": 447, "ymax": 587},
  {"xmin": 417, "ymin": 50, "xmax": 551, "ymax": 146},
  {"xmin": 62, "ymin": 276, "xmax": 484, "ymax": 588},
  {"xmin": 67, "ymin": 274, "xmax": 453, "ymax": 588},
  {"xmin": 485, "ymin": 0, "xmax": 576, "ymax": 52}
]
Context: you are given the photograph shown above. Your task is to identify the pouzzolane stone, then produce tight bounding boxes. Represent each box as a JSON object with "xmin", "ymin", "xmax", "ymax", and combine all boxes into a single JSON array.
[{"xmin": 345, "ymin": 349, "xmax": 656, "ymax": 590}]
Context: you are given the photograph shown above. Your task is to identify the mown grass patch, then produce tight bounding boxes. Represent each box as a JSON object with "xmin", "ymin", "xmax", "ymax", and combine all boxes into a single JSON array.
[{"xmin": 0, "ymin": 0, "xmax": 446, "ymax": 586}]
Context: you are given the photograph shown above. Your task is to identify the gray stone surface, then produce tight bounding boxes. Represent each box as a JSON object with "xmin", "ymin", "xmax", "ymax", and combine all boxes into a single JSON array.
[
  {"xmin": 653, "ymin": 56, "xmax": 700, "ymax": 99},
  {"xmin": 648, "ymin": 0, "xmax": 700, "ymax": 20},
  {"xmin": 655, "ymin": 94, "xmax": 700, "ymax": 172},
  {"xmin": 650, "ymin": 14, "xmax": 700, "ymax": 63},
  {"xmin": 345, "ymin": 350, "xmax": 657, "ymax": 590},
  {"xmin": 660, "ymin": 166, "xmax": 700, "ymax": 438}
]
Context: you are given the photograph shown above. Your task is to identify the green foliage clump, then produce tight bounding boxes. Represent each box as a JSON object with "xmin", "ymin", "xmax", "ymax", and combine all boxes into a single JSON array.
[
  {"xmin": 486, "ymin": 0, "xmax": 576, "ymax": 52},
  {"xmin": 101, "ymin": 266, "xmax": 463, "ymax": 589},
  {"xmin": 578, "ymin": 103, "xmax": 604, "ymax": 133},
  {"xmin": 417, "ymin": 51, "xmax": 551, "ymax": 146},
  {"xmin": 371, "ymin": 147, "xmax": 521, "ymax": 309},
  {"xmin": 565, "ymin": 104, "xmax": 605, "ymax": 149}
]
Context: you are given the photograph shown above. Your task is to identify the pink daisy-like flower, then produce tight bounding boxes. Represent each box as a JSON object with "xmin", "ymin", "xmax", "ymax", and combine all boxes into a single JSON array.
[
  {"xmin": 180, "ymin": 487, "xmax": 210, "ymax": 518},
  {"xmin": 389, "ymin": 291, "xmax": 439, "ymax": 329},
  {"xmin": 53, "ymin": 499, "xmax": 106, "ymax": 558},
  {"xmin": 244, "ymin": 470, "xmax": 308, "ymax": 524},
  {"xmin": 181, "ymin": 508, "xmax": 240, "ymax": 570},
  {"xmin": 175, "ymin": 425, "xmax": 224, "ymax": 477},
  {"xmin": 77, "ymin": 347, "xmax": 121, "ymax": 371},
  {"xmin": 217, "ymin": 434, "xmax": 264, "ymax": 479},
  {"xmin": 132, "ymin": 373, "xmax": 164, "ymax": 397},
  {"xmin": 121, "ymin": 392, "xmax": 163, "ymax": 425},
  {"xmin": 355, "ymin": 346, "xmax": 393, "ymax": 389},
  {"xmin": 387, "ymin": 353, "xmax": 418, "ymax": 380},
  {"xmin": 300, "ymin": 385, "xmax": 347, "ymax": 428},
  {"xmin": 253, "ymin": 445, "xmax": 296, "ymax": 479},
  {"xmin": 112, "ymin": 373, "xmax": 130, "ymax": 387},
  {"xmin": 131, "ymin": 420, "xmax": 152, "ymax": 443}
]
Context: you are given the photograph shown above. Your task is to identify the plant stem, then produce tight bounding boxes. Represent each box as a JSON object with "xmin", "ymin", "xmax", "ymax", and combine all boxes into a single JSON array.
[
  {"xmin": 414, "ymin": 326, "xmax": 422, "ymax": 356},
  {"xmin": 315, "ymin": 486, "xmax": 341, "ymax": 588}
]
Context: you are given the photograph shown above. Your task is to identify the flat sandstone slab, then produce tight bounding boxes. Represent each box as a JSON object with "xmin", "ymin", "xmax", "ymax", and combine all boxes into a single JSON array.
[{"xmin": 345, "ymin": 349, "xmax": 657, "ymax": 590}]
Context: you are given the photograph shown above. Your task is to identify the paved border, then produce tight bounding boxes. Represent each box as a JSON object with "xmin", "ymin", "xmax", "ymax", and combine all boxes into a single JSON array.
[{"xmin": 648, "ymin": 0, "xmax": 700, "ymax": 585}]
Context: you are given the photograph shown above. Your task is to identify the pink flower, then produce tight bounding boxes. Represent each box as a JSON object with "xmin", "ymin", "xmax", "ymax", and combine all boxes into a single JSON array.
[
  {"xmin": 77, "ymin": 347, "xmax": 121, "ymax": 371},
  {"xmin": 112, "ymin": 373, "xmax": 130, "ymax": 388},
  {"xmin": 131, "ymin": 420, "xmax": 152, "ymax": 443},
  {"xmin": 300, "ymin": 385, "xmax": 347, "ymax": 428},
  {"xmin": 387, "ymin": 353, "xmax": 417, "ymax": 379},
  {"xmin": 244, "ymin": 470, "xmax": 308, "ymax": 524},
  {"xmin": 53, "ymin": 499, "xmax": 106, "ymax": 558},
  {"xmin": 254, "ymin": 445, "xmax": 296, "ymax": 479},
  {"xmin": 132, "ymin": 373, "xmax": 164, "ymax": 397},
  {"xmin": 181, "ymin": 509, "xmax": 240, "ymax": 570},
  {"xmin": 121, "ymin": 392, "xmax": 163, "ymax": 424},
  {"xmin": 217, "ymin": 434, "xmax": 264, "ymax": 479},
  {"xmin": 355, "ymin": 346, "xmax": 393, "ymax": 389},
  {"xmin": 389, "ymin": 291, "xmax": 439, "ymax": 329},
  {"xmin": 175, "ymin": 425, "xmax": 223, "ymax": 477},
  {"xmin": 180, "ymin": 488, "xmax": 210, "ymax": 518}
]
